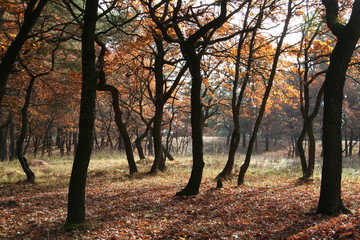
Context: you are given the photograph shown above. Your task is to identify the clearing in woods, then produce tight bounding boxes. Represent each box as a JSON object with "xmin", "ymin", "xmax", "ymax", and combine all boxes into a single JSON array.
[{"xmin": 0, "ymin": 150, "xmax": 359, "ymax": 239}]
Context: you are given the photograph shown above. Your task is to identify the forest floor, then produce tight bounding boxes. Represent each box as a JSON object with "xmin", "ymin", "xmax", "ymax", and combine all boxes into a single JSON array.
[{"xmin": 0, "ymin": 152, "xmax": 359, "ymax": 239}]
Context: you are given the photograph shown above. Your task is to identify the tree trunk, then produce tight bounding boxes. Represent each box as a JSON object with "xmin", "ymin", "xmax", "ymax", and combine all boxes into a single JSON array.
[
  {"xmin": 176, "ymin": 44, "xmax": 204, "ymax": 196},
  {"xmin": 0, "ymin": 0, "xmax": 49, "ymax": 108},
  {"xmin": 95, "ymin": 38, "xmax": 137, "ymax": 175},
  {"xmin": 348, "ymin": 128, "xmax": 354, "ymax": 157},
  {"xmin": 317, "ymin": 0, "xmax": 359, "ymax": 215},
  {"xmin": 33, "ymin": 137, "xmax": 40, "ymax": 158},
  {"xmin": 65, "ymin": 0, "xmax": 99, "ymax": 227},
  {"xmin": 265, "ymin": 124, "xmax": 270, "ymax": 152},
  {"xmin": 150, "ymin": 104, "xmax": 164, "ymax": 173},
  {"xmin": 297, "ymin": 125, "xmax": 308, "ymax": 176},
  {"xmin": 135, "ymin": 137, "xmax": 146, "ymax": 160},
  {"xmin": 0, "ymin": 124, "xmax": 8, "ymax": 161},
  {"xmin": 17, "ymin": 76, "xmax": 37, "ymax": 183},
  {"xmin": 9, "ymin": 122, "xmax": 15, "ymax": 161},
  {"xmin": 217, "ymin": 129, "xmax": 240, "ymax": 180},
  {"xmin": 238, "ymin": 0, "xmax": 292, "ymax": 185}
]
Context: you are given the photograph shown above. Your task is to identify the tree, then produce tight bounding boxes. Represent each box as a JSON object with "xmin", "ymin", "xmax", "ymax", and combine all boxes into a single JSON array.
[
  {"xmin": 317, "ymin": 0, "xmax": 360, "ymax": 215},
  {"xmin": 65, "ymin": 0, "xmax": 99, "ymax": 227},
  {"xmin": 144, "ymin": 0, "xmax": 244, "ymax": 196},
  {"xmin": 294, "ymin": 4, "xmax": 329, "ymax": 180},
  {"xmin": 96, "ymin": 39, "xmax": 138, "ymax": 175},
  {"xmin": 150, "ymin": 36, "xmax": 187, "ymax": 173},
  {"xmin": 237, "ymin": 0, "xmax": 294, "ymax": 185},
  {"xmin": 217, "ymin": 0, "xmax": 265, "ymax": 181},
  {"xmin": 0, "ymin": 0, "xmax": 49, "ymax": 110}
]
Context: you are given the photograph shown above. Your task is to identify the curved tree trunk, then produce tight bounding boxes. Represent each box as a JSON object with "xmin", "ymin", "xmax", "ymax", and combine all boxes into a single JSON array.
[
  {"xmin": 96, "ymin": 39, "xmax": 137, "ymax": 175},
  {"xmin": 297, "ymin": 124, "xmax": 309, "ymax": 176},
  {"xmin": 97, "ymin": 81, "xmax": 138, "ymax": 175},
  {"xmin": 17, "ymin": 76, "xmax": 37, "ymax": 183}
]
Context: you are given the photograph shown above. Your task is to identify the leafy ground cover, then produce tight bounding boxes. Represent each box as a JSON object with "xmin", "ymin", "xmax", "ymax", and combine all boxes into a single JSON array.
[{"xmin": 0, "ymin": 153, "xmax": 359, "ymax": 239}]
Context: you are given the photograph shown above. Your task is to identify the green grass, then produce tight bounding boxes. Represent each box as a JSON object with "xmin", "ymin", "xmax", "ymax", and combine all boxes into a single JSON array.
[{"xmin": 0, "ymin": 152, "xmax": 358, "ymax": 187}]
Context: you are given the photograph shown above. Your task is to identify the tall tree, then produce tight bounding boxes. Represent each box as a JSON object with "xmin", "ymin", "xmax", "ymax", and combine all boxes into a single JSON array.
[
  {"xmin": 65, "ymin": 0, "xmax": 99, "ymax": 227},
  {"xmin": 217, "ymin": 0, "xmax": 265, "ymax": 181},
  {"xmin": 238, "ymin": 0, "xmax": 293, "ymax": 185},
  {"xmin": 145, "ymin": 0, "xmax": 244, "ymax": 195},
  {"xmin": 317, "ymin": 0, "xmax": 360, "ymax": 215},
  {"xmin": 150, "ymin": 36, "xmax": 187, "ymax": 173},
  {"xmin": 96, "ymin": 38, "xmax": 138, "ymax": 175},
  {"xmin": 295, "ymin": 6, "xmax": 328, "ymax": 180}
]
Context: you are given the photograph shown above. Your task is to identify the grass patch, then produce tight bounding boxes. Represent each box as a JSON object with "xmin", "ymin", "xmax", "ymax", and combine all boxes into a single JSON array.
[{"xmin": 0, "ymin": 152, "xmax": 359, "ymax": 239}]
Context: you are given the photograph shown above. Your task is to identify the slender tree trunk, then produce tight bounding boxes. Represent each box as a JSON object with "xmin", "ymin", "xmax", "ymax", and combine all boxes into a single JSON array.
[
  {"xmin": 9, "ymin": 122, "xmax": 15, "ymax": 161},
  {"xmin": 305, "ymin": 122, "xmax": 316, "ymax": 178},
  {"xmin": 0, "ymin": 123, "xmax": 9, "ymax": 161},
  {"xmin": 17, "ymin": 76, "xmax": 36, "ymax": 183},
  {"xmin": 344, "ymin": 125, "xmax": 348, "ymax": 157},
  {"xmin": 238, "ymin": 0, "xmax": 292, "ymax": 185},
  {"xmin": 96, "ymin": 44, "xmax": 137, "ymax": 174},
  {"xmin": 297, "ymin": 123, "xmax": 309, "ymax": 176},
  {"xmin": 33, "ymin": 136, "xmax": 40, "ymax": 158},
  {"xmin": 65, "ymin": 0, "xmax": 99, "ymax": 227},
  {"xmin": 348, "ymin": 128, "xmax": 354, "ymax": 157}
]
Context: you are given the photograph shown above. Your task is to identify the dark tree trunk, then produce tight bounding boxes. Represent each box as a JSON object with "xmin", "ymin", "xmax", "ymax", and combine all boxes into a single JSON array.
[
  {"xmin": 238, "ymin": 0, "xmax": 292, "ymax": 185},
  {"xmin": 96, "ymin": 39, "xmax": 137, "ymax": 175},
  {"xmin": 297, "ymin": 83, "xmax": 324, "ymax": 180},
  {"xmin": 344, "ymin": 125, "xmax": 348, "ymax": 157},
  {"xmin": 65, "ymin": 0, "xmax": 99, "ymax": 227},
  {"xmin": 150, "ymin": 105, "xmax": 164, "ymax": 173},
  {"xmin": 73, "ymin": 131, "xmax": 78, "ymax": 155},
  {"xmin": 242, "ymin": 133, "xmax": 246, "ymax": 148},
  {"xmin": 147, "ymin": 135, "xmax": 154, "ymax": 156},
  {"xmin": 0, "ymin": 0, "xmax": 49, "ymax": 109},
  {"xmin": 162, "ymin": 144, "xmax": 174, "ymax": 161},
  {"xmin": 66, "ymin": 132, "xmax": 72, "ymax": 154},
  {"xmin": 47, "ymin": 134, "xmax": 52, "ymax": 157},
  {"xmin": 217, "ymin": 129, "xmax": 240, "ymax": 180},
  {"xmin": 317, "ymin": 0, "xmax": 359, "ymax": 215},
  {"xmin": 216, "ymin": 2, "xmax": 261, "ymax": 180},
  {"xmin": 297, "ymin": 124, "xmax": 309, "ymax": 175},
  {"xmin": 265, "ymin": 124, "xmax": 270, "ymax": 152},
  {"xmin": 135, "ymin": 137, "xmax": 146, "ymax": 160},
  {"xmin": 0, "ymin": 123, "xmax": 9, "ymax": 161},
  {"xmin": 33, "ymin": 137, "xmax": 40, "ymax": 158},
  {"xmin": 348, "ymin": 128, "xmax": 354, "ymax": 157},
  {"xmin": 17, "ymin": 76, "xmax": 37, "ymax": 183},
  {"xmin": 150, "ymin": 37, "xmax": 166, "ymax": 174},
  {"xmin": 176, "ymin": 43, "xmax": 204, "ymax": 196},
  {"xmin": 9, "ymin": 122, "xmax": 15, "ymax": 161}
]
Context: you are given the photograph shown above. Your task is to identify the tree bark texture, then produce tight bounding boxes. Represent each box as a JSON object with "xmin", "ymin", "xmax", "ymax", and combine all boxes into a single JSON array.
[
  {"xmin": 65, "ymin": 0, "xmax": 99, "ymax": 227},
  {"xmin": 317, "ymin": 0, "xmax": 360, "ymax": 215}
]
